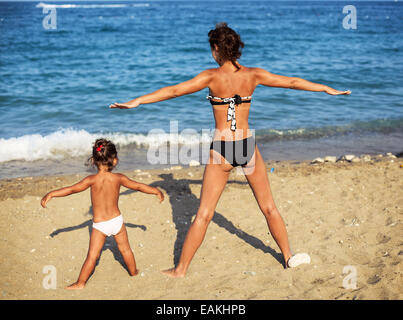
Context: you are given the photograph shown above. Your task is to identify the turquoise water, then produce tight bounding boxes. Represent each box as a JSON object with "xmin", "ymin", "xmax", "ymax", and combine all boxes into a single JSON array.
[{"xmin": 0, "ymin": 1, "xmax": 402, "ymax": 178}]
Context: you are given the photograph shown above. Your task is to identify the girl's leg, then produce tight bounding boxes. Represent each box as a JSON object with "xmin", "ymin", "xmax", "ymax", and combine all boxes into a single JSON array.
[
  {"xmin": 162, "ymin": 154, "xmax": 232, "ymax": 278},
  {"xmin": 65, "ymin": 228, "xmax": 106, "ymax": 290},
  {"xmin": 243, "ymin": 146, "xmax": 292, "ymax": 266},
  {"xmin": 114, "ymin": 225, "xmax": 138, "ymax": 276}
]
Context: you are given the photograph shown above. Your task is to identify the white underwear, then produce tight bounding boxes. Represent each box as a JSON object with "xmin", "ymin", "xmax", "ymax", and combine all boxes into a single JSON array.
[{"xmin": 92, "ymin": 215, "xmax": 123, "ymax": 237}]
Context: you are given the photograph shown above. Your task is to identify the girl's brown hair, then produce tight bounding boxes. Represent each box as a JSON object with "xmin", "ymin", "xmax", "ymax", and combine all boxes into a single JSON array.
[
  {"xmin": 87, "ymin": 138, "xmax": 118, "ymax": 171},
  {"xmin": 208, "ymin": 22, "xmax": 244, "ymax": 70}
]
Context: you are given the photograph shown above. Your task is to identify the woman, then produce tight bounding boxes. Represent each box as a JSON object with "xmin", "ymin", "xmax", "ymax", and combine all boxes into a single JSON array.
[{"xmin": 110, "ymin": 22, "xmax": 350, "ymax": 278}]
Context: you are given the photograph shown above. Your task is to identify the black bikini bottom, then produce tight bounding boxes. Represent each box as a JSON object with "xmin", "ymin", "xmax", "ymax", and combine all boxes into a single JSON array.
[{"xmin": 210, "ymin": 136, "xmax": 256, "ymax": 167}]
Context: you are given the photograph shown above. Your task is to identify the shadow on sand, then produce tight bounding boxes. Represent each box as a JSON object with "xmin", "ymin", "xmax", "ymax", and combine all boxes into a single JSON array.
[{"xmin": 121, "ymin": 173, "xmax": 283, "ymax": 267}]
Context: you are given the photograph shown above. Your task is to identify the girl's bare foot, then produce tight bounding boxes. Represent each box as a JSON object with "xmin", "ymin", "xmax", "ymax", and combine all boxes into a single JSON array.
[
  {"xmin": 65, "ymin": 282, "xmax": 85, "ymax": 290},
  {"xmin": 161, "ymin": 268, "xmax": 185, "ymax": 278}
]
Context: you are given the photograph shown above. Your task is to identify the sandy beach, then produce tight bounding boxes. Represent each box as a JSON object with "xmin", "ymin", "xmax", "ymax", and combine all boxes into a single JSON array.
[{"xmin": 0, "ymin": 155, "xmax": 402, "ymax": 300}]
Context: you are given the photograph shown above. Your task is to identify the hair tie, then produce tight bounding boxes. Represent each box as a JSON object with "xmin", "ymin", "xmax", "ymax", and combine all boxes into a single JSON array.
[{"xmin": 96, "ymin": 145, "xmax": 103, "ymax": 152}]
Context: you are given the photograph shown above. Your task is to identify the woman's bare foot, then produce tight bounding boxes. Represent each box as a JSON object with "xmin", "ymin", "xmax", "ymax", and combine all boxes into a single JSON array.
[
  {"xmin": 161, "ymin": 268, "xmax": 185, "ymax": 278},
  {"xmin": 130, "ymin": 269, "xmax": 140, "ymax": 276},
  {"xmin": 65, "ymin": 282, "xmax": 85, "ymax": 290}
]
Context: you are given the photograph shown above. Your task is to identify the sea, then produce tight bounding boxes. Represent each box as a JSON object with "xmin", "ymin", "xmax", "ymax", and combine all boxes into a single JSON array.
[{"xmin": 1, "ymin": 0, "xmax": 402, "ymax": 178}]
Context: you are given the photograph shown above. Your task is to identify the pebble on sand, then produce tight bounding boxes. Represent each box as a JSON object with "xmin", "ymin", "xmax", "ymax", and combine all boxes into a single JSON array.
[
  {"xmin": 340, "ymin": 154, "xmax": 355, "ymax": 162},
  {"xmin": 135, "ymin": 171, "xmax": 148, "ymax": 176},
  {"xmin": 360, "ymin": 154, "xmax": 372, "ymax": 162},
  {"xmin": 312, "ymin": 154, "xmax": 363, "ymax": 164},
  {"xmin": 310, "ymin": 152, "xmax": 397, "ymax": 163},
  {"xmin": 324, "ymin": 156, "xmax": 337, "ymax": 163},
  {"xmin": 172, "ymin": 165, "xmax": 183, "ymax": 170},
  {"xmin": 386, "ymin": 152, "xmax": 397, "ymax": 158},
  {"xmin": 311, "ymin": 157, "xmax": 324, "ymax": 164},
  {"xmin": 189, "ymin": 160, "xmax": 200, "ymax": 167}
]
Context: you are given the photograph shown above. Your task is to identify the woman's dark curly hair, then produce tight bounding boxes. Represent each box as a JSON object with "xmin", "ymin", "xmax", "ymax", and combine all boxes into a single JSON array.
[
  {"xmin": 87, "ymin": 138, "xmax": 118, "ymax": 171},
  {"xmin": 208, "ymin": 22, "xmax": 244, "ymax": 70}
]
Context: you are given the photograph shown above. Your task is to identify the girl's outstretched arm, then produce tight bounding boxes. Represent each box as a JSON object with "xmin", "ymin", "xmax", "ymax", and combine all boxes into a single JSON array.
[
  {"xmin": 120, "ymin": 174, "xmax": 164, "ymax": 202},
  {"xmin": 255, "ymin": 68, "xmax": 351, "ymax": 95},
  {"xmin": 41, "ymin": 176, "xmax": 93, "ymax": 208},
  {"xmin": 110, "ymin": 69, "xmax": 213, "ymax": 109}
]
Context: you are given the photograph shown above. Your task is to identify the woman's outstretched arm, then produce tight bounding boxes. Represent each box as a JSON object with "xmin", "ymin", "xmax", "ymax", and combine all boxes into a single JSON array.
[
  {"xmin": 110, "ymin": 69, "xmax": 213, "ymax": 109},
  {"xmin": 254, "ymin": 67, "xmax": 351, "ymax": 95}
]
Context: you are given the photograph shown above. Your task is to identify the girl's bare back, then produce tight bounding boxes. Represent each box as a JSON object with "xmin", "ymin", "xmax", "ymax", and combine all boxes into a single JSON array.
[{"xmin": 90, "ymin": 172, "xmax": 122, "ymax": 223}]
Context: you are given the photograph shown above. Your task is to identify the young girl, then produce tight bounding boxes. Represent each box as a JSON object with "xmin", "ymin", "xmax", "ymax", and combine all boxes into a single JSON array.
[{"xmin": 41, "ymin": 138, "xmax": 164, "ymax": 289}]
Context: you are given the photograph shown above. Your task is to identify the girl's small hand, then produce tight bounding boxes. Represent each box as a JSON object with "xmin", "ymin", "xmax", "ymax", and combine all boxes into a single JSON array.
[
  {"xmin": 41, "ymin": 193, "xmax": 52, "ymax": 208},
  {"xmin": 109, "ymin": 100, "xmax": 140, "ymax": 109},
  {"xmin": 156, "ymin": 189, "xmax": 164, "ymax": 203},
  {"xmin": 325, "ymin": 87, "xmax": 351, "ymax": 95}
]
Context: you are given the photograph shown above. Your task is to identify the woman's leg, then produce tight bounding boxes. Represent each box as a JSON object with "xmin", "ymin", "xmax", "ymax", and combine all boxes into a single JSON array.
[
  {"xmin": 243, "ymin": 146, "xmax": 292, "ymax": 266},
  {"xmin": 114, "ymin": 225, "xmax": 138, "ymax": 276},
  {"xmin": 65, "ymin": 228, "xmax": 106, "ymax": 289},
  {"xmin": 162, "ymin": 152, "xmax": 232, "ymax": 278}
]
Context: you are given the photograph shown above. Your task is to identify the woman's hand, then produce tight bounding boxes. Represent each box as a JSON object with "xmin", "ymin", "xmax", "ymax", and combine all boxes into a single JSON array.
[
  {"xmin": 110, "ymin": 70, "xmax": 212, "ymax": 109},
  {"xmin": 324, "ymin": 87, "xmax": 351, "ymax": 95},
  {"xmin": 41, "ymin": 192, "xmax": 52, "ymax": 208},
  {"xmin": 156, "ymin": 189, "xmax": 164, "ymax": 203},
  {"xmin": 109, "ymin": 99, "xmax": 141, "ymax": 109}
]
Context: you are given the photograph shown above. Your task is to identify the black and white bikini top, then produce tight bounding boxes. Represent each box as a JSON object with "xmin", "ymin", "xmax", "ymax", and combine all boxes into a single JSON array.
[{"xmin": 206, "ymin": 93, "xmax": 252, "ymax": 131}]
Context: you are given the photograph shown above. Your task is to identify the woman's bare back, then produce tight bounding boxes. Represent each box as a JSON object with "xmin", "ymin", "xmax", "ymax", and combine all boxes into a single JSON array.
[{"xmin": 208, "ymin": 64, "xmax": 258, "ymax": 139}]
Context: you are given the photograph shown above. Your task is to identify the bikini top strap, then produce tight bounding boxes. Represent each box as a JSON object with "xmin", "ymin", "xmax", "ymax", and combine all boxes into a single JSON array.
[{"xmin": 206, "ymin": 94, "xmax": 252, "ymax": 105}]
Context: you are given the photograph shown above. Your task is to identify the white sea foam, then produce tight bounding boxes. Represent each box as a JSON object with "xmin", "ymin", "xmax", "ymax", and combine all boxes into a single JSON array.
[
  {"xmin": 35, "ymin": 2, "xmax": 149, "ymax": 9},
  {"xmin": 0, "ymin": 128, "xmax": 212, "ymax": 163}
]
